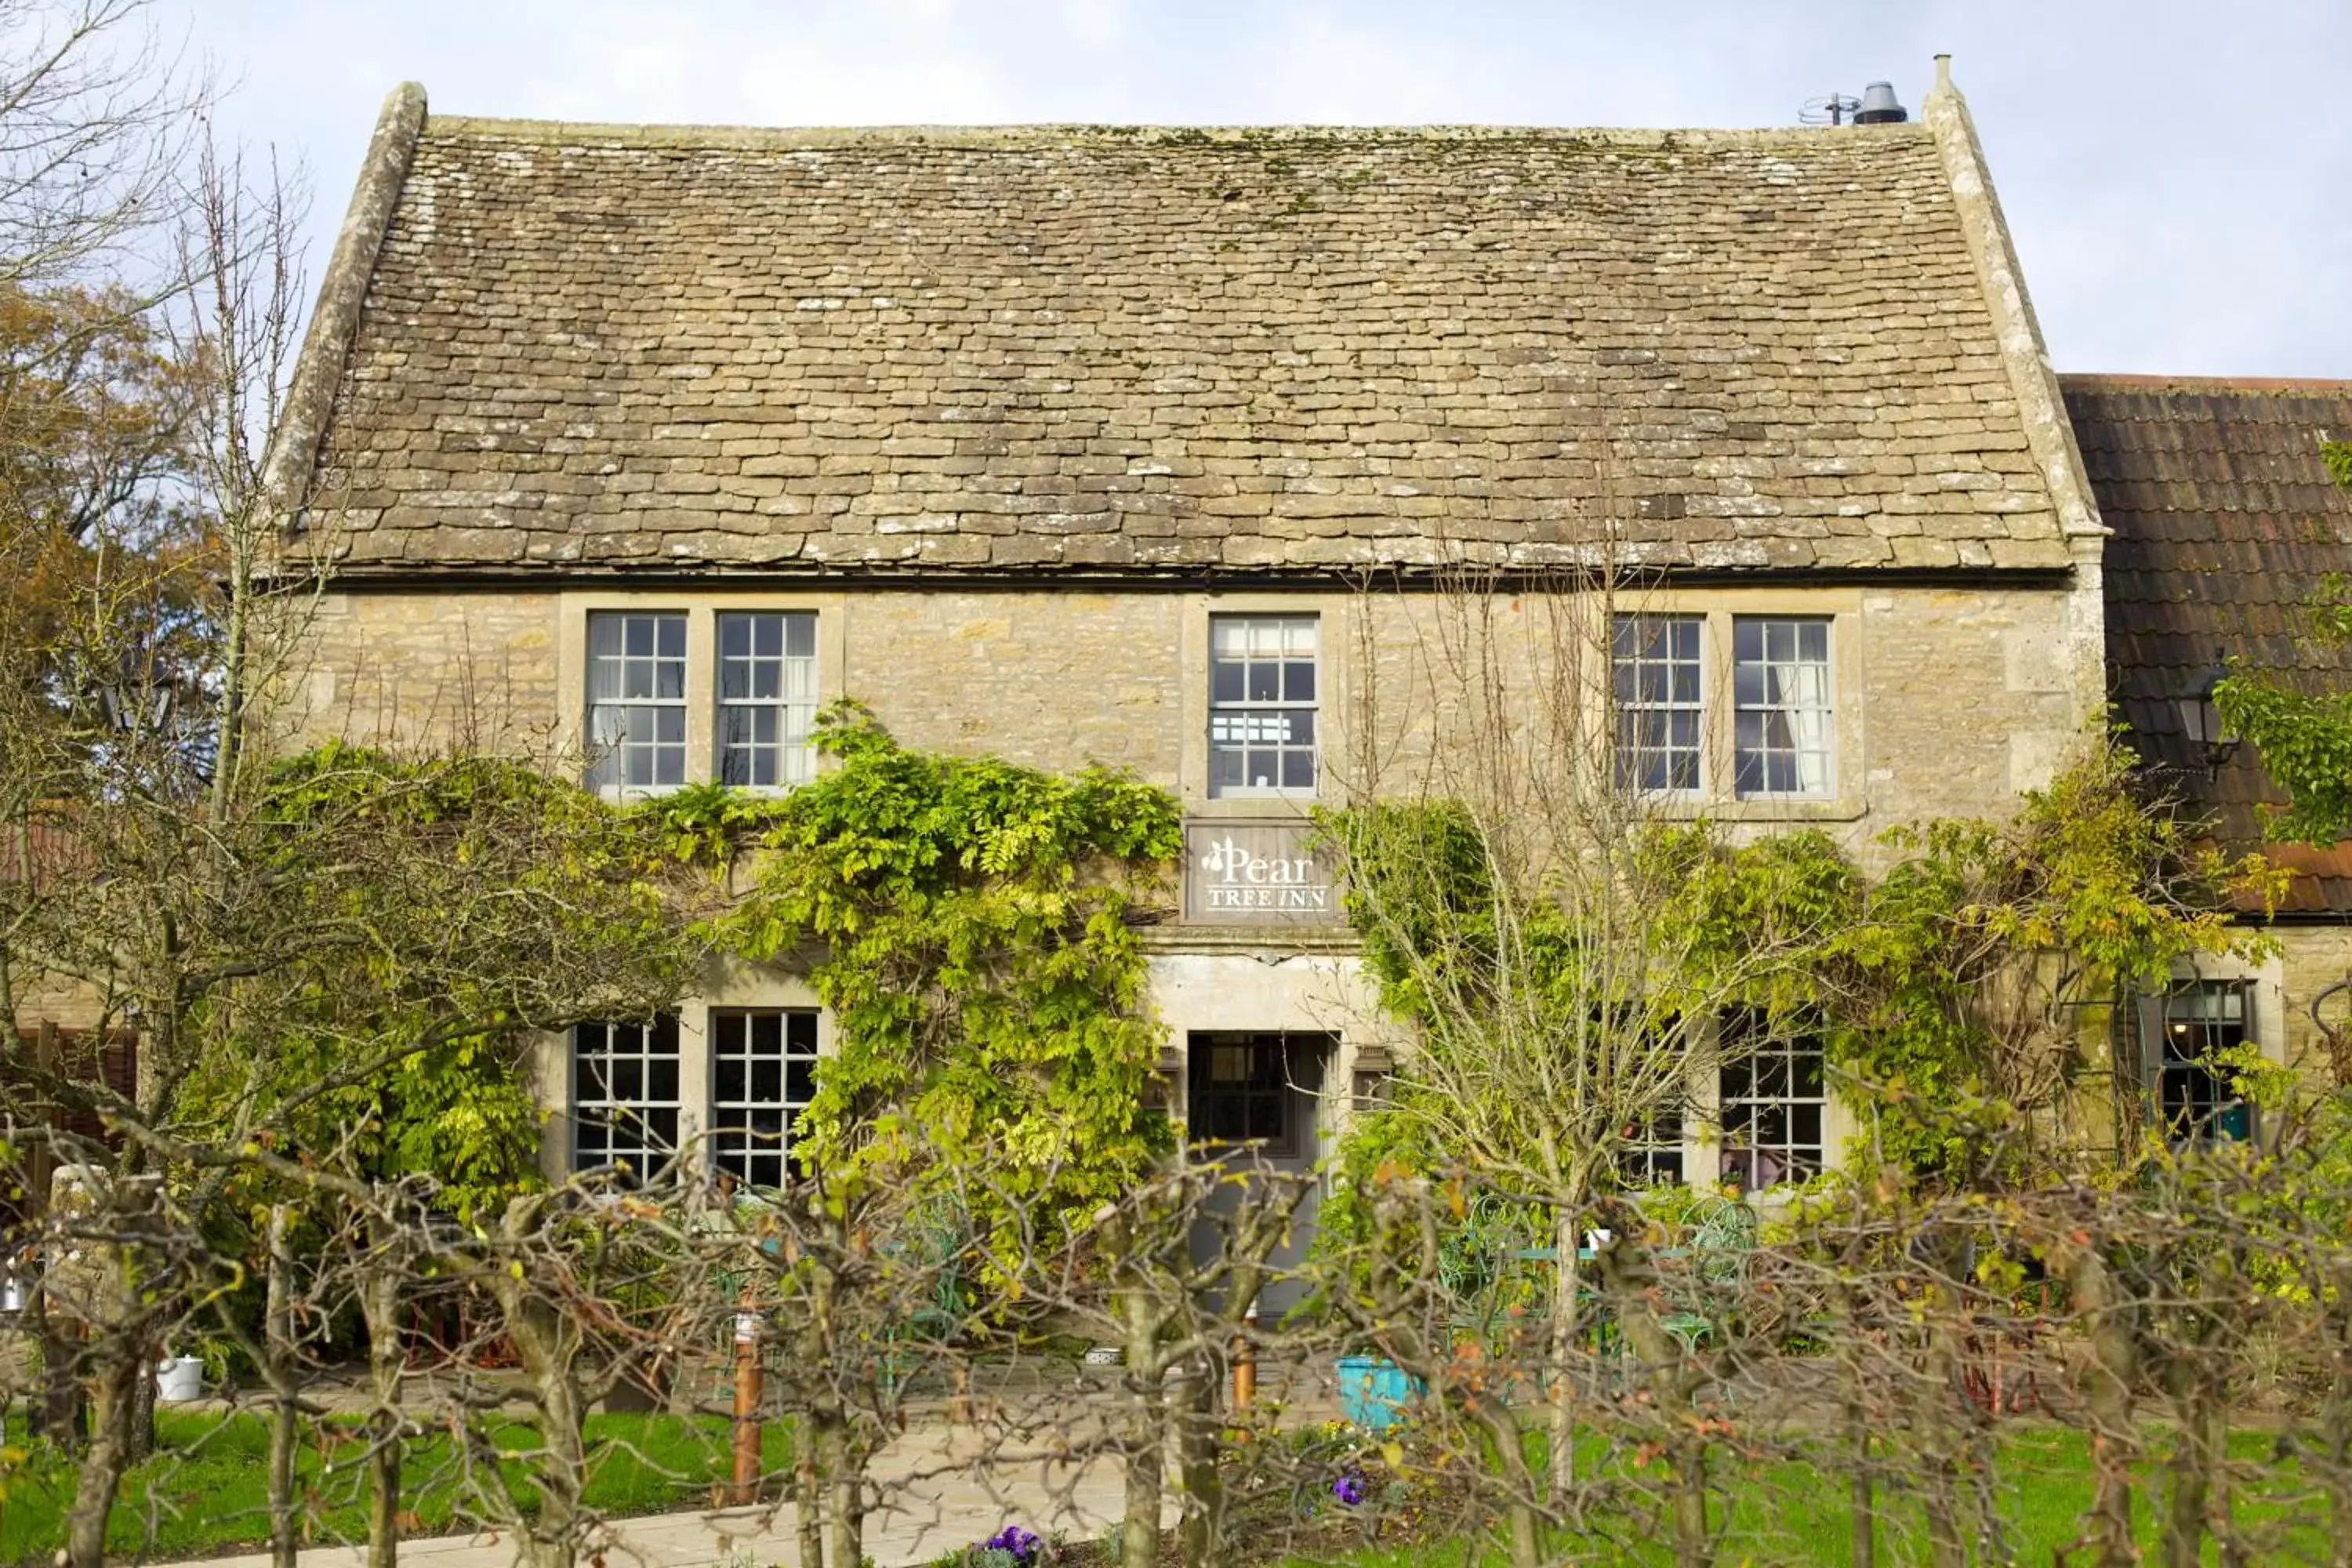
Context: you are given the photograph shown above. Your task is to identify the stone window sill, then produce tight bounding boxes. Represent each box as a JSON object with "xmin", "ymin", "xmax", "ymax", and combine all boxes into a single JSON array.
[{"xmin": 1641, "ymin": 797, "xmax": 1868, "ymax": 825}]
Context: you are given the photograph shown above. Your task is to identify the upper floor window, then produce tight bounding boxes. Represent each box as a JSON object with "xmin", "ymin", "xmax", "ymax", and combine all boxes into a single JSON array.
[
  {"xmin": 710, "ymin": 1007, "xmax": 819, "ymax": 1192},
  {"xmin": 2154, "ymin": 982, "xmax": 2252, "ymax": 1143},
  {"xmin": 718, "ymin": 612, "xmax": 818, "ymax": 789},
  {"xmin": 572, "ymin": 1016, "xmax": 680, "ymax": 1178},
  {"xmin": 586, "ymin": 612, "xmax": 686, "ymax": 793},
  {"xmin": 1209, "ymin": 614, "xmax": 1318, "ymax": 798},
  {"xmin": 1717, "ymin": 1009, "xmax": 1824, "ymax": 1191},
  {"xmin": 1733, "ymin": 617, "xmax": 1832, "ymax": 797},
  {"xmin": 1613, "ymin": 614, "xmax": 1704, "ymax": 793}
]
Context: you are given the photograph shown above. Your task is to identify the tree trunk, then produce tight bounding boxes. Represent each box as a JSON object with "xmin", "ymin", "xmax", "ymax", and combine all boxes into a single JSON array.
[
  {"xmin": 64, "ymin": 1344, "xmax": 139, "ymax": 1568},
  {"xmin": 808, "ymin": 1249, "xmax": 864, "ymax": 1568},
  {"xmin": 2327, "ymin": 1279, "xmax": 2352, "ymax": 1568},
  {"xmin": 64, "ymin": 1218, "xmax": 151, "ymax": 1568},
  {"xmin": 1118, "ymin": 1276, "xmax": 1166, "ymax": 1568},
  {"xmin": 2069, "ymin": 1242, "xmax": 2140, "ymax": 1568},
  {"xmin": 26, "ymin": 1022, "xmax": 86, "ymax": 1454},
  {"xmin": 1546, "ymin": 1206, "xmax": 1582, "ymax": 1503},
  {"xmin": 518, "ymin": 1337, "xmax": 590, "ymax": 1568},
  {"xmin": 1838, "ymin": 1269, "xmax": 1878, "ymax": 1568},
  {"xmin": 816, "ymin": 1414, "xmax": 863, "ymax": 1568},
  {"xmin": 1848, "ymin": 1423, "xmax": 1876, "ymax": 1568},
  {"xmin": 1598, "ymin": 1236, "xmax": 1708, "ymax": 1568},
  {"xmin": 485, "ymin": 1199, "xmax": 594, "ymax": 1568},
  {"xmin": 2161, "ymin": 1357, "xmax": 2227, "ymax": 1568},
  {"xmin": 29, "ymin": 1287, "xmax": 88, "ymax": 1453},
  {"xmin": 794, "ymin": 1431, "xmax": 826, "ymax": 1568},
  {"xmin": 126, "ymin": 1356, "xmax": 158, "ymax": 1462},
  {"xmin": 1918, "ymin": 1310, "xmax": 1966, "ymax": 1568},
  {"xmin": 359, "ymin": 1252, "xmax": 405, "ymax": 1568},
  {"xmin": 267, "ymin": 1205, "xmax": 300, "ymax": 1568},
  {"xmin": 506, "ymin": 1298, "xmax": 590, "ymax": 1568},
  {"xmin": 1174, "ymin": 1359, "xmax": 1225, "ymax": 1568}
]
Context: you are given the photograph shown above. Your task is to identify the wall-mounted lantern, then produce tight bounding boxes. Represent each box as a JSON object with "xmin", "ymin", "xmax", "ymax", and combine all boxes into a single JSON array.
[{"xmin": 2173, "ymin": 662, "xmax": 2241, "ymax": 779}]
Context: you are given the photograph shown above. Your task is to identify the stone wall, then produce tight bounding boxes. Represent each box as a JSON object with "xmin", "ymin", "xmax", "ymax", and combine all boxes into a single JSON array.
[
  {"xmin": 282, "ymin": 589, "xmax": 562, "ymax": 758},
  {"xmin": 2278, "ymin": 928, "xmax": 2352, "ymax": 1087},
  {"xmin": 840, "ymin": 591, "xmax": 1185, "ymax": 779},
  {"xmin": 293, "ymin": 578, "xmax": 2095, "ymax": 862}
]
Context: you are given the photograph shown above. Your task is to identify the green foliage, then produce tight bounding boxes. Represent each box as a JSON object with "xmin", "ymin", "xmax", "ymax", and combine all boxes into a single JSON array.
[
  {"xmin": 2324, "ymin": 438, "xmax": 2352, "ymax": 492},
  {"xmin": 2216, "ymin": 673, "xmax": 2352, "ymax": 844},
  {"xmin": 1314, "ymin": 1098, "xmax": 1445, "ymax": 1277},
  {"xmin": 713, "ymin": 704, "xmax": 1183, "ymax": 1237},
  {"xmin": 183, "ymin": 743, "xmax": 695, "ymax": 1220},
  {"xmin": 1327, "ymin": 743, "xmax": 2251, "ymax": 1191},
  {"xmin": 1319, "ymin": 801, "xmax": 1508, "ymax": 1026},
  {"xmin": 1668, "ymin": 744, "xmax": 2251, "ymax": 1181}
]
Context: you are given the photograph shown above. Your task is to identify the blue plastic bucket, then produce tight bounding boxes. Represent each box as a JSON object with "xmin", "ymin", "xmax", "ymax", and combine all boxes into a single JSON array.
[{"xmin": 1335, "ymin": 1356, "xmax": 1424, "ymax": 1431}]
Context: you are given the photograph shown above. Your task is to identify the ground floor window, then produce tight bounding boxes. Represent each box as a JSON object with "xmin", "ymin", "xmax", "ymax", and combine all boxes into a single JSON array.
[
  {"xmin": 572, "ymin": 1016, "xmax": 680, "ymax": 1177},
  {"xmin": 2155, "ymin": 982, "xmax": 2252, "ymax": 1143},
  {"xmin": 1717, "ymin": 1011, "xmax": 1825, "ymax": 1190},
  {"xmin": 710, "ymin": 1007, "xmax": 819, "ymax": 1191},
  {"xmin": 1619, "ymin": 1107, "xmax": 1687, "ymax": 1186}
]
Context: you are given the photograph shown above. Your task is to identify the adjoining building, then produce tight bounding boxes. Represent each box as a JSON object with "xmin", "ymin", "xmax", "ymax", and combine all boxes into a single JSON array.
[
  {"xmin": 2067, "ymin": 375, "xmax": 2352, "ymax": 1138},
  {"xmin": 266, "ymin": 60, "xmax": 2118, "ymax": 1235}
]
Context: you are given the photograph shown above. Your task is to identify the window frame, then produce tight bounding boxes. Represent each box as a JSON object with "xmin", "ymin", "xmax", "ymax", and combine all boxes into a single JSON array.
[
  {"xmin": 585, "ymin": 610, "xmax": 690, "ymax": 797},
  {"xmin": 570, "ymin": 1016, "xmax": 682, "ymax": 1179},
  {"xmin": 2151, "ymin": 980, "xmax": 2254, "ymax": 1145},
  {"xmin": 564, "ymin": 597, "xmax": 843, "ymax": 798},
  {"xmin": 1731, "ymin": 615, "xmax": 1836, "ymax": 800},
  {"xmin": 1187, "ymin": 1031, "xmax": 1315, "ymax": 1158},
  {"xmin": 1715, "ymin": 1010, "xmax": 1827, "ymax": 1191},
  {"xmin": 709, "ymin": 1006, "xmax": 820, "ymax": 1192},
  {"xmin": 715, "ymin": 610, "xmax": 821, "ymax": 791},
  {"xmin": 1207, "ymin": 613, "xmax": 1321, "ymax": 801},
  {"xmin": 1618, "ymin": 1105, "xmax": 1688, "ymax": 1187},
  {"xmin": 1612, "ymin": 612, "xmax": 1707, "ymax": 797}
]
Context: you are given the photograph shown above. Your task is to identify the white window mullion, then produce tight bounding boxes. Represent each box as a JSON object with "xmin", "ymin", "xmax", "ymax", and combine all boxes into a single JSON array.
[
  {"xmin": 1208, "ymin": 614, "xmax": 1319, "ymax": 799},
  {"xmin": 571, "ymin": 1017, "xmax": 681, "ymax": 1178},
  {"xmin": 1733, "ymin": 616, "xmax": 1834, "ymax": 798},
  {"xmin": 717, "ymin": 612, "xmax": 819, "ymax": 789},
  {"xmin": 586, "ymin": 611, "xmax": 688, "ymax": 795},
  {"xmin": 710, "ymin": 1007, "xmax": 819, "ymax": 1191}
]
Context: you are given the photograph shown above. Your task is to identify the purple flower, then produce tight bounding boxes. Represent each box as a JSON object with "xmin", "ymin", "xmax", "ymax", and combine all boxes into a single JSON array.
[
  {"xmin": 983, "ymin": 1524, "xmax": 1042, "ymax": 1564},
  {"xmin": 1332, "ymin": 1471, "xmax": 1367, "ymax": 1508}
]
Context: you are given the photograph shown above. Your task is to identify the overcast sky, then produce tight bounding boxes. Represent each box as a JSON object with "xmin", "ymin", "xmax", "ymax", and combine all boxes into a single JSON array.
[{"xmin": 154, "ymin": 0, "xmax": 2349, "ymax": 379}]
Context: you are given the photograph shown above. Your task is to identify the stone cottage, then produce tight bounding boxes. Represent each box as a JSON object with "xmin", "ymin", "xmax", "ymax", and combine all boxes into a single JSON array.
[{"xmin": 267, "ymin": 58, "xmax": 2112, "ymax": 1233}]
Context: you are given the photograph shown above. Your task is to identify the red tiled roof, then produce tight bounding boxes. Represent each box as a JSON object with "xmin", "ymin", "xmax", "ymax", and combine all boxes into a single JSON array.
[{"xmin": 2062, "ymin": 373, "xmax": 2352, "ymax": 914}]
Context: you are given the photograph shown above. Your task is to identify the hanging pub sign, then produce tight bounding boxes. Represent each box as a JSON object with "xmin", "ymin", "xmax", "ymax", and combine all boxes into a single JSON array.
[{"xmin": 1184, "ymin": 819, "xmax": 1341, "ymax": 924}]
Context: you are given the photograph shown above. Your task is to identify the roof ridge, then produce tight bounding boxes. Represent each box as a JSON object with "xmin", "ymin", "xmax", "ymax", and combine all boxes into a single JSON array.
[
  {"xmin": 2060, "ymin": 372, "xmax": 2352, "ymax": 395},
  {"xmin": 418, "ymin": 114, "xmax": 1929, "ymax": 150}
]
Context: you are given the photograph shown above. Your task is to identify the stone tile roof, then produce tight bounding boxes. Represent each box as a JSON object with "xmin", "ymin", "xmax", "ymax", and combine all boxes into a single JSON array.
[
  {"xmin": 294, "ymin": 101, "xmax": 2082, "ymax": 579},
  {"xmin": 2064, "ymin": 373, "xmax": 2352, "ymax": 913}
]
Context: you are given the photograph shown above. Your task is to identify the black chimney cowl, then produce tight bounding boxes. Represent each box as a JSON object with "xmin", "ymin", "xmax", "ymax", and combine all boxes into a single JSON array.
[{"xmin": 1854, "ymin": 81, "xmax": 1908, "ymax": 124}]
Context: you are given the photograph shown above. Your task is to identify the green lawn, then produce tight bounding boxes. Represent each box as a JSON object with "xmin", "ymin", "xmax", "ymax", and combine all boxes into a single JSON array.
[
  {"xmin": 1284, "ymin": 1424, "xmax": 2334, "ymax": 1566},
  {"xmin": 0, "ymin": 1405, "xmax": 794, "ymax": 1566}
]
